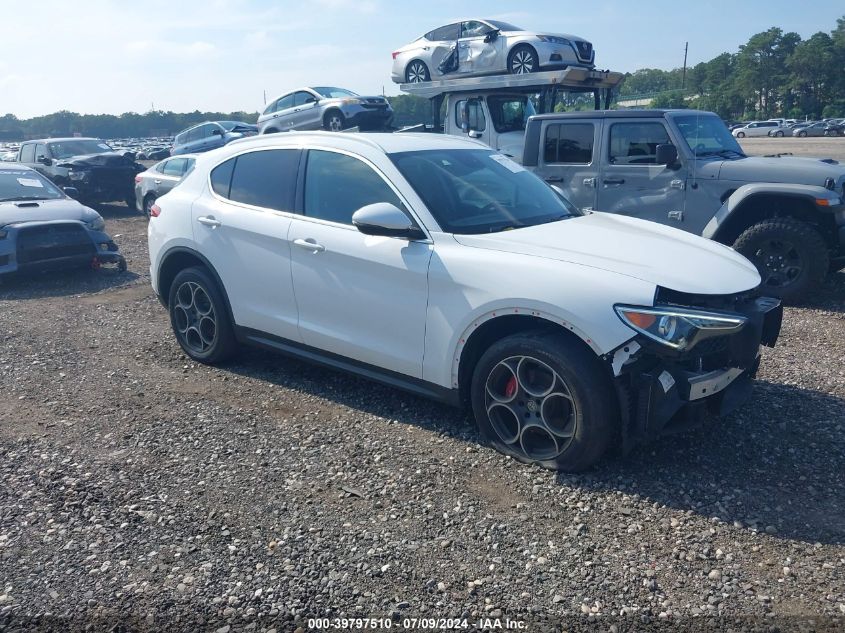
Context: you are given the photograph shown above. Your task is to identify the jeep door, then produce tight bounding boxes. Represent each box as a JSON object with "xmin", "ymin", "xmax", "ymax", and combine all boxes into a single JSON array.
[
  {"xmin": 596, "ymin": 119, "xmax": 687, "ymax": 227},
  {"xmin": 531, "ymin": 119, "xmax": 600, "ymax": 211},
  {"xmin": 288, "ymin": 148, "xmax": 431, "ymax": 378}
]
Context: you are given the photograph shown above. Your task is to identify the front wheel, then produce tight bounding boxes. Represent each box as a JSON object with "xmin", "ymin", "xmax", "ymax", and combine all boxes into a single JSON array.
[
  {"xmin": 168, "ymin": 267, "xmax": 238, "ymax": 364},
  {"xmin": 797, "ymin": 131, "xmax": 807, "ymax": 138},
  {"xmin": 323, "ymin": 111, "xmax": 346, "ymax": 132},
  {"xmin": 774, "ymin": 130, "xmax": 784, "ymax": 137},
  {"xmin": 508, "ymin": 45, "xmax": 539, "ymax": 75},
  {"xmin": 471, "ymin": 332, "xmax": 617, "ymax": 471},
  {"xmin": 736, "ymin": 131, "xmax": 745, "ymax": 138},
  {"xmin": 733, "ymin": 218, "xmax": 829, "ymax": 303}
]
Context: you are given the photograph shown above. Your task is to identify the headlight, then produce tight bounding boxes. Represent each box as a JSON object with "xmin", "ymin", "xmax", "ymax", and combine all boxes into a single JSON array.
[
  {"xmin": 86, "ymin": 216, "xmax": 105, "ymax": 231},
  {"xmin": 538, "ymin": 35, "xmax": 571, "ymax": 45},
  {"xmin": 68, "ymin": 170, "xmax": 88, "ymax": 181},
  {"xmin": 614, "ymin": 305, "xmax": 747, "ymax": 351},
  {"xmin": 339, "ymin": 98, "xmax": 363, "ymax": 106}
]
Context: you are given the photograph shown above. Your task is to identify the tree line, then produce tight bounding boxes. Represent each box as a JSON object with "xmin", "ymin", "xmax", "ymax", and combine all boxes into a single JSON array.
[
  {"xmin": 2, "ymin": 14, "xmax": 843, "ymax": 140},
  {"xmin": 622, "ymin": 15, "xmax": 845, "ymax": 120}
]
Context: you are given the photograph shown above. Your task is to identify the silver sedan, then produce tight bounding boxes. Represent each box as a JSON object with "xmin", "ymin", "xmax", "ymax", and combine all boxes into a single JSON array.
[{"xmin": 391, "ymin": 19, "xmax": 595, "ymax": 84}]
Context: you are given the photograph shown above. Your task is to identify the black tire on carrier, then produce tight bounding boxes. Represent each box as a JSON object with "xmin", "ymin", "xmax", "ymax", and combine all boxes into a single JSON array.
[
  {"xmin": 323, "ymin": 110, "xmax": 346, "ymax": 132},
  {"xmin": 405, "ymin": 60, "xmax": 430, "ymax": 83},
  {"xmin": 168, "ymin": 267, "xmax": 239, "ymax": 364},
  {"xmin": 733, "ymin": 217, "xmax": 829, "ymax": 303},
  {"xmin": 470, "ymin": 331, "xmax": 617, "ymax": 472},
  {"xmin": 507, "ymin": 44, "xmax": 539, "ymax": 75}
]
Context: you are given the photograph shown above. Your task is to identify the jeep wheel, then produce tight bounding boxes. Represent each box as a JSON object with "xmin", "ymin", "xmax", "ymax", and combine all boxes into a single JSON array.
[
  {"xmin": 471, "ymin": 331, "xmax": 616, "ymax": 471},
  {"xmin": 733, "ymin": 218, "xmax": 829, "ymax": 303},
  {"xmin": 168, "ymin": 267, "xmax": 238, "ymax": 364}
]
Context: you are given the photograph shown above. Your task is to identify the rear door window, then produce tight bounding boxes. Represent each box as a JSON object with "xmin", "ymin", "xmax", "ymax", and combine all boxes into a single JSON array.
[
  {"xmin": 276, "ymin": 95, "xmax": 295, "ymax": 112},
  {"xmin": 227, "ymin": 149, "xmax": 300, "ymax": 211},
  {"xmin": 608, "ymin": 122, "xmax": 671, "ymax": 165},
  {"xmin": 303, "ymin": 150, "xmax": 402, "ymax": 225},
  {"xmin": 543, "ymin": 123, "xmax": 595, "ymax": 164}
]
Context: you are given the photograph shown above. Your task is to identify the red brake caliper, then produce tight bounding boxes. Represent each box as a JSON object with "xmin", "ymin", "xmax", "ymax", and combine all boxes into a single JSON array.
[{"xmin": 505, "ymin": 375, "xmax": 518, "ymax": 399}]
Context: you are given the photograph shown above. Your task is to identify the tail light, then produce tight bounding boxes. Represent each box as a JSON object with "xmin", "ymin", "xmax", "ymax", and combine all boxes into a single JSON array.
[
  {"xmin": 134, "ymin": 175, "xmax": 143, "ymax": 183},
  {"xmin": 150, "ymin": 204, "xmax": 161, "ymax": 218},
  {"xmin": 392, "ymin": 51, "xmax": 400, "ymax": 59}
]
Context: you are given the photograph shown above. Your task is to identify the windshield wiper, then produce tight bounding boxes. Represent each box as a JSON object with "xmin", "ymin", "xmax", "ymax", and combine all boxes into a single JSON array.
[{"xmin": 695, "ymin": 148, "xmax": 746, "ymax": 158}]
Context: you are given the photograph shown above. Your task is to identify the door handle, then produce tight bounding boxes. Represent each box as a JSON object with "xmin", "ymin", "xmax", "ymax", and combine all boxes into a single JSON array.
[
  {"xmin": 583, "ymin": 177, "xmax": 596, "ymax": 188},
  {"xmin": 544, "ymin": 176, "xmax": 564, "ymax": 183},
  {"xmin": 603, "ymin": 178, "xmax": 625, "ymax": 185},
  {"xmin": 197, "ymin": 216, "xmax": 222, "ymax": 228},
  {"xmin": 293, "ymin": 238, "xmax": 325, "ymax": 253},
  {"xmin": 153, "ymin": 179, "xmax": 162, "ymax": 184}
]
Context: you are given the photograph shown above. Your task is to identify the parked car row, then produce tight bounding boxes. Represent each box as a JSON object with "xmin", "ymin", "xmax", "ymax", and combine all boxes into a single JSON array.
[{"xmin": 730, "ymin": 118, "xmax": 845, "ymax": 138}]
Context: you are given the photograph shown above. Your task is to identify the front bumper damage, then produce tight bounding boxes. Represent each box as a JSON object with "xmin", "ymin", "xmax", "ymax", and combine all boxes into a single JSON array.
[{"xmin": 607, "ymin": 294, "xmax": 783, "ymax": 452}]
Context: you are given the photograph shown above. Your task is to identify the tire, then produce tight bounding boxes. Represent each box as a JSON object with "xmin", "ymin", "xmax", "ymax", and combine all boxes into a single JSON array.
[
  {"xmin": 168, "ymin": 267, "xmax": 238, "ymax": 364},
  {"xmin": 797, "ymin": 131, "xmax": 807, "ymax": 138},
  {"xmin": 470, "ymin": 331, "xmax": 617, "ymax": 471},
  {"xmin": 775, "ymin": 130, "xmax": 784, "ymax": 137},
  {"xmin": 142, "ymin": 194, "xmax": 156, "ymax": 218},
  {"xmin": 733, "ymin": 217, "xmax": 829, "ymax": 303},
  {"xmin": 404, "ymin": 60, "xmax": 430, "ymax": 83},
  {"xmin": 507, "ymin": 45, "xmax": 539, "ymax": 75},
  {"xmin": 736, "ymin": 131, "xmax": 745, "ymax": 138},
  {"xmin": 323, "ymin": 110, "xmax": 346, "ymax": 132}
]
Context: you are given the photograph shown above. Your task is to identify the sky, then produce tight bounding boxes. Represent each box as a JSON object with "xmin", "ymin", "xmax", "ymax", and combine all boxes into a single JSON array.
[{"xmin": 1, "ymin": 0, "xmax": 843, "ymax": 118}]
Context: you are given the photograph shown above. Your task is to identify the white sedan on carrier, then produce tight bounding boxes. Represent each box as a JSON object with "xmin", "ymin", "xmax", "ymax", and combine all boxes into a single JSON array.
[
  {"xmin": 148, "ymin": 132, "xmax": 781, "ymax": 471},
  {"xmin": 391, "ymin": 19, "xmax": 595, "ymax": 83}
]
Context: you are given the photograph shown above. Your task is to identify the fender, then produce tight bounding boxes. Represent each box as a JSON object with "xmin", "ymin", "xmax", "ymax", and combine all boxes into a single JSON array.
[
  {"xmin": 702, "ymin": 182, "xmax": 841, "ymax": 241},
  {"xmin": 155, "ymin": 245, "xmax": 236, "ymax": 326},
  {"xmin": 447, "ymin": 305, "xmax": 606, "ymax": 390}
]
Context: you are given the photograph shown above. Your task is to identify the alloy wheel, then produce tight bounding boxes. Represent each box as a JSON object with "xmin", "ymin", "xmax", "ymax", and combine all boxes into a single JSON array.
[
  {"xmin": 407, "ymin": 61, "xmax": 428, "ymax": 83},
  {"xmin": 753, "ymin": 239, "xmax": 803, "ymax": 288},
  {"xmin": 484, "ymin": 355, "xmax": 577, "ymax": 461},
  {"xmin": 511, "ymin": 49, "xmax": 536, "ymax": 74},
  {"xmin": 172, "ymin": 281, "xmax": 217, "ymax": 354}
]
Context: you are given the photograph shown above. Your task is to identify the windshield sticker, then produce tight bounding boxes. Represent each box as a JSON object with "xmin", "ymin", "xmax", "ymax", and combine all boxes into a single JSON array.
[
  {"xmin": 489, "ymin": 154, "xmax": 525, "ymax": 173},
  {"xmin": 17, "ymin": 178, "xmax": 44, "ymax": 188}
]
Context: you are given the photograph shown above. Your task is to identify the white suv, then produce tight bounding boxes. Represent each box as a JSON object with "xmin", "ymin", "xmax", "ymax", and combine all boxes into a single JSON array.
[{"xmin": 148, "ymin": 133, "xmax": 782, "ymax": 471}]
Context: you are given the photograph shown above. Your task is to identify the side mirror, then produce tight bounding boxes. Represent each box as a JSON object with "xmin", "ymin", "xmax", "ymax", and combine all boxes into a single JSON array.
[
  {"xmin": 211, "ymin": 128, "xmax": 224, "ymax": 136},
  {"xmin": 655, "ymin": 144, "xmax": 678, "ymax": 167},
  {"xmin": 305, "ymin": 97, "xmax": 318, "ymax": 105},
  {"xmin": 62, "ymin": 186, "xmax": 79, "ymax": 198},
  {"xmin": 460, "ymin": 101, "xmax": 470, "ymax": 132},
  {"xmin": 37, "ymin": 155, "xmax": 52, "ymax": 166},
  {"xmin": 352, "ymin": 203, "xmax": 426, "ymax": 240}
]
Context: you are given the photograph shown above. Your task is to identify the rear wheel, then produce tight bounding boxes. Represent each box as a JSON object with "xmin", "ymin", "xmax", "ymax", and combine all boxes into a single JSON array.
[
  {"xmin": 797, "ymin": 130, "xmax": 807, "ymax": 138},
  {"xmin": 774, "ymin": 130, "xmax": 784, "ymax": 137},
  {"xmin": 168, "ymin": 267, "xmax": 238, "ymax": 364},
  {"xmin": 470, "ymin": 332, "xmax": 617, "ymax": 471},
  {"xmin": 405, "ymin": 60, "xmax": 430, "ymax": 83},
  {"xmin": 508, "ymin": 45, "xmax": 539, "ymax": 75},
  {"xmin": 733, "ymin": 217, "xmax": 829, "ymax": 302},
  {"xmin": 736, "ymin": 131, "xmax": 745, "ymax": 138}
]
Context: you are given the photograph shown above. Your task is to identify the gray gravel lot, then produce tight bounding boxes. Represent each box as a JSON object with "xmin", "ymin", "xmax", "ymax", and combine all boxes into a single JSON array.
[{"xmin": 1, "ymin": 205, "xmax": 844, "ymax": 632}]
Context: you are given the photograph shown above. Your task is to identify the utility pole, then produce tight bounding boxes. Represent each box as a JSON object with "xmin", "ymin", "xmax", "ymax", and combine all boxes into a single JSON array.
[
  {"xmin": 682, "ymin": 42, "xmax": 688, "ymax": 90},
  {"xmin": 263, "ymin": 90, "xmax": 266, "ymax": 105}
]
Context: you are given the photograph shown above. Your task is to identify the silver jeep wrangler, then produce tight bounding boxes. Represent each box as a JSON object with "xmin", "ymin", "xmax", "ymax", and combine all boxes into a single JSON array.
[{"xmin": 523, "ymin": 109, "xmax": 845, "ymax": 301}]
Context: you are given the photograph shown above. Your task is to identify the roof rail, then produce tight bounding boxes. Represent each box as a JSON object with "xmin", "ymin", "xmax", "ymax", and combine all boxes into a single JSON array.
[{"xmin": 399, "ymin": 68, "xmax": 624, "ymax": 99}]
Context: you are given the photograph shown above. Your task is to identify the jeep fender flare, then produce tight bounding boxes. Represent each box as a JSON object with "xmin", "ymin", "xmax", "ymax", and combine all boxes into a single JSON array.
[{"xmin": 702, "ymin": 182, "xmax": 839, "ymax": 242}]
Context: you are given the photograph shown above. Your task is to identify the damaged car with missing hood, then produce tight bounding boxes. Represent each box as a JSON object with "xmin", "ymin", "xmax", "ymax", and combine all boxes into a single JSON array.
[
  {"xmin": 16, "ymin": 137, "xmax": 143, "ymax": 209},
  {"xmin": 0, "ymin": 164, "xmax": 125, "ymax": 278}
]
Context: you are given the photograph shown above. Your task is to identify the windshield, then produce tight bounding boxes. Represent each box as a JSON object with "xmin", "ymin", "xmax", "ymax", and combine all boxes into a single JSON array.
[
  {"xmin": 487, "ymin": 95, "xmax": 536, "ymax": 133},
  {"xmin": 49, "ymin": 140, "xmax": 113, "ymax": 159},
  {"xmin": 390, "ymin": 149, "xmax": 580, "ymax": 234},
  {"xmin": 486, "ymin": 20, "xmax": 523, "ymax": 31},
  {"xmin": 673, "ymin": 114, "xmax": 745, "ymax": 157},
  {"xmin": 313, "ymin": 87, "xmax": 358, "ymax": 99},
  {"xmin": 0, "ymin": 170, "xmax": 64, "ymax": 202}
]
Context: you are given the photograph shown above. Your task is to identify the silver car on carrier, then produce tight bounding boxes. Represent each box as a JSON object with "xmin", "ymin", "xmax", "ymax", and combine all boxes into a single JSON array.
[{"xmin": 391, "ymin": 19, "xmax": 595, "ymax": 84}]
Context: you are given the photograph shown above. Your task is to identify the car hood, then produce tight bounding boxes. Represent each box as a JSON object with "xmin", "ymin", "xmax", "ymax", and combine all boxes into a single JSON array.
[
  {"xmin": 509, "ymin": 30, "xmax": 589, "ymax": 42},
  {"xmin": 0, "ymin": 198, "xmax": 101, "ymax": 226},
  {"xmin": 56, "ymin": 152, "xmax": 139, "ymax": 168},
  {"xmin": 452, "ymin": 212, "xmax": 760, "ymax": 296},
  {"xmin": 715, "ymin": 155, "xmax": 844, "ymax": 185}
]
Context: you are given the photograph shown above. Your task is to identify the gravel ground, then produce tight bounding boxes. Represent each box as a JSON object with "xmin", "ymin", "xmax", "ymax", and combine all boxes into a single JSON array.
[
  {"xmin": 738, "ymin": 136, "xmax": 845, "ymax": 161},
  {"xmin": 1, "ymin": 204, "xmax": 844, "ymax": 632}
]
